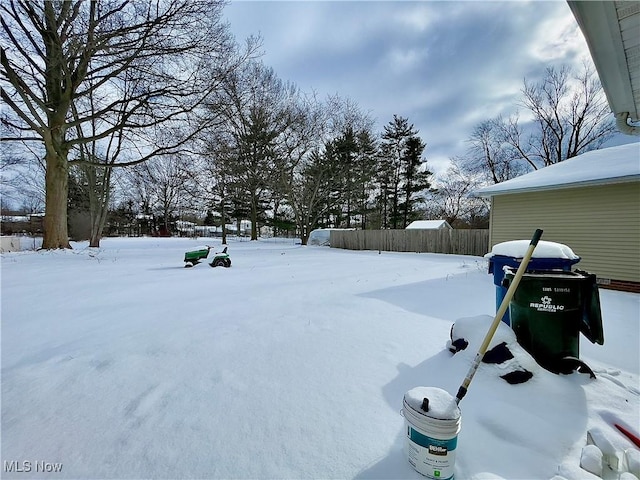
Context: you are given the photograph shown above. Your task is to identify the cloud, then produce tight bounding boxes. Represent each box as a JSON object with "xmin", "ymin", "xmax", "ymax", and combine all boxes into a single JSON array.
[
  {"xmin": 392, "ymin": 4, "xmax": 438, "ymax": 32},
  {"xmin": 381, "ymin": 46, "xmax": 429, "ymax": 73},
  {"xmin": 529, "ymin": 8, "xmax": 590, "ymax": 63},
  {"xmin": 224, "ymin": 1, "xmax": 601, "ymax": 176}
]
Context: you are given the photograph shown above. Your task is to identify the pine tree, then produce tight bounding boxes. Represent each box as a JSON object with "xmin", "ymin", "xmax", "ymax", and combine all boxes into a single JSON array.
[
  {"xmin": 400, "ymin": 136, "xmax": 431, "ymax": 227},
  {"xmin": 378, "ymin": 115, "xmax": 418, "ymax": 228}
]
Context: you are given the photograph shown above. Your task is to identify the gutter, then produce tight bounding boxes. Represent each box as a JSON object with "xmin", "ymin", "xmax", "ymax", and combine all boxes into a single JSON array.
[{"xmin": 616, "ymin": 112, "xmax": 640, "ymax": 136}]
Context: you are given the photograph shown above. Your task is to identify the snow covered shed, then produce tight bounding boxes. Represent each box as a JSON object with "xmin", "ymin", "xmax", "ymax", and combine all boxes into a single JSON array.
[
  {"xmin": 406, "ymin": 219, "xmax": 452, "ymax": 230},
  {"xmin": 308, "ymin": 228, "xmax": 355, "ymax": 246},
  {"xmin": 474, "ymin": 143, "xmax": 640, "ymax": 292}
]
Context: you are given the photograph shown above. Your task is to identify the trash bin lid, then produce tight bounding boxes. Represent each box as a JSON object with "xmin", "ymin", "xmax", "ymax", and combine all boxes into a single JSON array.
[{"xmin": 578, "ymin": 270, "xmax": 604, "ymax": 345}]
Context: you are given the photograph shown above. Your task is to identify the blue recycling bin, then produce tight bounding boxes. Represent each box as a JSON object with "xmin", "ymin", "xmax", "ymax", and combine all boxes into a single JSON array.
[{"xmin": 488, "ymin": 255, "xmax": 581, "ymax": 325}]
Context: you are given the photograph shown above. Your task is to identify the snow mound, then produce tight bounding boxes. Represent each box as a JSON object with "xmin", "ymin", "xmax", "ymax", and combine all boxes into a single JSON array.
[
  {"xmin": 580, "ymin": 444, "xmax": 603, "ymax": 476},
  {"xmin": 627, "ymin": 449, "xmax": 640, "ymax": 477},
  {"xmin": 485, "ymin": 240, "xmax": 579, "ymax": 260},
  {"xmin": 448, "ymin": 315, "xmax": 541, "ymax": 381},
  {"xmin": 620, "ymin": 472, "xmax": 640, "ymax": 480}
]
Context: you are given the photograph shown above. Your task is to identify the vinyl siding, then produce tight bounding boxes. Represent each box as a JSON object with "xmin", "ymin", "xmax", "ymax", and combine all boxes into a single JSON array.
[{"xmin": 489, "ymin": 182, "xmax": 640, "ymax": 283}]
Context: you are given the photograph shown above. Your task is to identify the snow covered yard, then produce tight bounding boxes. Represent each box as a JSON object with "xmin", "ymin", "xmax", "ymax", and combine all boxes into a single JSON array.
[{"xmin": 1, "ymin": 237, "xmax": 638, "ymax": 479}]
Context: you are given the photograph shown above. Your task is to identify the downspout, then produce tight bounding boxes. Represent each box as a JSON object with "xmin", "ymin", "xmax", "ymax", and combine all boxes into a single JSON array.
[{"xmin": 615, "ymin": 112, "xmax": 640, "ymax": 136}]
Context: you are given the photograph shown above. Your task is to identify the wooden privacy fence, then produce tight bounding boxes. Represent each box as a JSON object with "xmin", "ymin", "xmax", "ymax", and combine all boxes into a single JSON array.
[{"xmin": 330, "ymin": 229, "xmax": 490, "ymax": 257}]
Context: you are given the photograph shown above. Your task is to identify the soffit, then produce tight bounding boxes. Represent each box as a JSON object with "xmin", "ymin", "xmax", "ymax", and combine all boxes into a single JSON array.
[{"xmin": 568, "ymin": 1, "xmax": 640, "ymax": 130}]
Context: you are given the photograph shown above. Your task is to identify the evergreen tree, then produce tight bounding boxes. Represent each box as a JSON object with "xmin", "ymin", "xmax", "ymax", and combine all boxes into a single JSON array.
[
  {"xmin": 400, "ymin": 136, "xmax": 431, "ymax": 227},
  {"xmin": 204, "ymin": 210, "xmax": 216, "ymax": 226},
  {"xmin": 377, "ymin": 115, "xmax": 428, "ymax": 228},
  {"xmin": 333, "ymin": 126, "xmax": 358, "ymax": 227},
  {"xmin": 354, "ymin": 129, "xmax": 378, "ymax": 229}
]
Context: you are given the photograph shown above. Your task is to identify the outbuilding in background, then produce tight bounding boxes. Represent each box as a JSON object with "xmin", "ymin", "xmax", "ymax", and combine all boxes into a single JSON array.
[
  {"xmin": 308, "ymin": 228, "xmax": 355, "ymax": 246},
  {"xmin": 406, "ymin": 219, "xmax": 452, "ymax": 230}
]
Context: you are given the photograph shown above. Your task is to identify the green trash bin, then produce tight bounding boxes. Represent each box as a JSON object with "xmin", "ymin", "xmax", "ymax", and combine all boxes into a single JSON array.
[{"xmin": 504, "ymin": 268, "xmax": 604, "ymax": 374}]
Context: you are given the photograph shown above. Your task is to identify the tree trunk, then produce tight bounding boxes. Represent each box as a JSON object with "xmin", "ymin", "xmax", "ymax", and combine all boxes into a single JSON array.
[
  {"xmin": 391, "ymin": 184, "xmax": 399, "ymax": 229},
  {"xmin": 89, "ymin": 207, "xmax": 102, "ymax": 247},
  {"xmin": 88, "ymin": 166, "xmax": 112, "ymax": 248},
  {"xmin": 88, "ymin": 200, "xmax": 109, "ymax": 247},
  {"xmin": 300, "ymin": 210, "xmax": 311, "ymax": 246},
  {"xmin": 403, "ymin": 184, "xmax": 411, "ymax": 229},
  {"xmin": 42, "ymin": 134, "xmax": 71, "ymax": 249},
  {"xmin": 250, "ymin": 192, "xmax": 258, "ymax": 240},
  {"xmin": 220, "ymin": 197, "xmax": 227, "ymax": 245}
]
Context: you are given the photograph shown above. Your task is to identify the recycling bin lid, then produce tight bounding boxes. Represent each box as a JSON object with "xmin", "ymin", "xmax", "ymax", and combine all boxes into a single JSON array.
[{"xmin": 485, "ymin": 240, "xmax": 580, "ymax": 261}]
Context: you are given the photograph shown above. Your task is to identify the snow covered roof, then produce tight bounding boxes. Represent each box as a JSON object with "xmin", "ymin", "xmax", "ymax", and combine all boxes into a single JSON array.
[
  {"xmin": 406, "ymin": 220, "xmax": 452, "ymax": 230},
  {"xmin": 474, "ymin": 143, "xmax": 640, "ymax": 197},
  {"xmin": 1, "ymin": 216, "xmax": 30, "ymax": 222},
  {"xmin": 1, "ymin": 214, "xmax": 43, "ymax": 222}
]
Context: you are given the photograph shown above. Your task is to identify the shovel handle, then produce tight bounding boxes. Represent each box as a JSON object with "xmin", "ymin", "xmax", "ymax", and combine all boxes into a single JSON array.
[
  {"xmin": 456, "ymin": 229, "xmax": 543, "ymax": 404},
  {"xmin": 531, "ymin": 229, "xmax": 543, "ymax": 246}
]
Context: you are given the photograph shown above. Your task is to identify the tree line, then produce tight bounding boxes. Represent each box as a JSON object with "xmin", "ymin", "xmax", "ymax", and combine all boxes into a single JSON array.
[{"xmin": 1, "ymin": 1, "xmax": 615, "ymax": 248}]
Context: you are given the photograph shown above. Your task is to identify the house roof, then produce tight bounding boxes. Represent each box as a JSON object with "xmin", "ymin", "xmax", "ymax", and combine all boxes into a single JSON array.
[
  {"xmin": 567, "ymin": 1, "xmax": 640, "ymax": 135},
  {"xmin": 406, "ymin": 220, "xmax": 451, "ymax": 229},
  {"xmin": 473, "ymin": 143, "xmax": 640, "ymax": 197}
]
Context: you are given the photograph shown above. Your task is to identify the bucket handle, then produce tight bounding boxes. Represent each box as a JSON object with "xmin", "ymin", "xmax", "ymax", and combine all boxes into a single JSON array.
[{"xmin": 400, "ymin": 408, "xmax": 405, "ymax": 418}]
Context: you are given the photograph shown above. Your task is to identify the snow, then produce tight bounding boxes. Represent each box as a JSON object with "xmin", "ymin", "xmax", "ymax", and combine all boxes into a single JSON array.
[
  {"xmin": 403, "ymin": 386, "xmax": 461, "ymax": 421},
  {"xmin": 487, "ymin": 239, "xmax": 580, "ymax": 260},
  {"xmin": 307, "ymin": 228, "xmax": 331, "ymax": 246},
  {"xmin": 627, "ymin": 449, "xmax": 640, "ymax": 476},
  {"xmin": 580, "ymin": 445, "xmax": 603, "ymax": 476},
  {"xmin": 1, "ymin": 236, "xmax": 639, "ymax": 479},
  {"xmin": 474, "ymin": 142, "xmax": 640, "ymax": 197}
]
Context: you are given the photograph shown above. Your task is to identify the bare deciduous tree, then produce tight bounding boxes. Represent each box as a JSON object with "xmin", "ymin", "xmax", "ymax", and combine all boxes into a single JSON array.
[
  {"xmin": 1, "ymin": 0, "xmax": 252, "ymax": 249},
  {"xmin": 426, "ymin": 157, "xmax": 489, "ymax": 227},
  {"xmin": 466, "ymin": 119, "xmax": 526, "ymax": 184},
  {"xmin": 273, "ymin": 92, "xmax": 328, "ymax": 243},
  {"xmin": 0, "ymin": 124, "xmax": 45, "ymax": 211},
  {"xmin": 124, "ymin": 154, "xmax": 193, "ymax": 236},
  {"xmin": 208, "ymin": 61, "xmax": 301, "ymax": 240},
  {"xmin": 511, "ymin": 63, "xmax": 616, "ymax": 168},
  {"xmin": 194, "ymin": 130, "xmax": 239, "ymax": 245},
  {"xmin": 464, "ymin": 63, "xmax": 616, "ymax": 187}
]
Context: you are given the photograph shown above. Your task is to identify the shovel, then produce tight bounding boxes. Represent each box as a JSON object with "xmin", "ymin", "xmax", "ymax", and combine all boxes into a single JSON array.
[{"xmin": 455, "ymin": 228, "xmax": 543, "ymax": 404}]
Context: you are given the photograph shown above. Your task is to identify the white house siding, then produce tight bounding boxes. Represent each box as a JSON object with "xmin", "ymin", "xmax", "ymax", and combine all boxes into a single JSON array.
[{"xmin": 489, "ymin": 182, "xmax": 640, "ymax": 289}]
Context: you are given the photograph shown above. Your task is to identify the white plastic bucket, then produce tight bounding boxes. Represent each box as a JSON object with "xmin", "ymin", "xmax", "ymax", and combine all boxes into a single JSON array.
[{"xmin": 402, "ymin": 386, "xmax": 461, "ymax": 480}]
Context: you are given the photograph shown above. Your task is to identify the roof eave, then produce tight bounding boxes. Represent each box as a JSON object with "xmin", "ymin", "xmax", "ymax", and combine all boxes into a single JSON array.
[{"xmin": 567, "ymin": 1, "xmax": 640, "ymax": 134}]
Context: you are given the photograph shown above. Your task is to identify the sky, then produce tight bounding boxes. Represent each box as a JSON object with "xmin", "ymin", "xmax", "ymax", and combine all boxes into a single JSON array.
[
  {"xmin": 222, "ymin": 0, "xmax": 637, "ymax": 177},
  {"xmin": 2, "ymin": 236, "xmax": 639, "ymax": 478}
]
